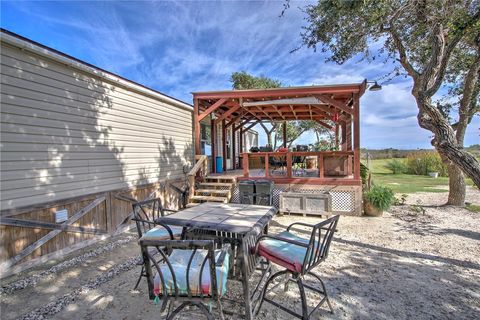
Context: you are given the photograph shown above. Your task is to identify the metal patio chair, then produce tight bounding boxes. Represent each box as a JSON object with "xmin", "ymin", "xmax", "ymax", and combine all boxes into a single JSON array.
[
  {"xmin": 139, "ymin": 239, "xmax": 231, "ymax": 320},
  {"xmin": 254, "ymin": 215, "xmax": 339, "ymax": 319},
  {"xmin": 132, "ymin": 198, "xmax": 184, "ymax": 290}
]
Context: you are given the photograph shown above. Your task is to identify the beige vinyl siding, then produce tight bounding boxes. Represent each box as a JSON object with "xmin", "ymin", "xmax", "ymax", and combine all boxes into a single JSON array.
[{"xmin": 0, "ymin": 41, "xmax": 193, "ymax": 210}]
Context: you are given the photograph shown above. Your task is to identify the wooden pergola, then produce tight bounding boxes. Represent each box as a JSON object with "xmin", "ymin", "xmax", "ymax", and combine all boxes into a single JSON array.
[{"xmin": 192, "ymin": 81, "xmax": 367, "ymax": 185}]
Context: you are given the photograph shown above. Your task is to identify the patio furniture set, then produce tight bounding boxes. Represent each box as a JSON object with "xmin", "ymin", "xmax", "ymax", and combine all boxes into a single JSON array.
[{"xmin": 132, "ymin": 198, "xmax": 338, "ymax": 320}]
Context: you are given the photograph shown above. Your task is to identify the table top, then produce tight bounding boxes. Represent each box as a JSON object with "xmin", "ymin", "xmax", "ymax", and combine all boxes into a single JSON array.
[{"xmin": 156, "ymin": 202, "xmax": 277, "ymax": 234}]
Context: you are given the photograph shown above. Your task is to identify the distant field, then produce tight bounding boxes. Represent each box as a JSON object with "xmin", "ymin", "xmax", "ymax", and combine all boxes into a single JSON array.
[{"xmin": 367, "ymin": 158, "xmax": 449, "ymax": 194}]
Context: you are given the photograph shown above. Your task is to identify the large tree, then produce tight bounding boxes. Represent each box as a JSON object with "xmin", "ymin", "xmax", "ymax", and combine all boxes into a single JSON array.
[
  {"xmin": 230, "ymin": 71, "xmax": 281, "ymax": 146},
  {"xmin": 297, "ymin": 0, "xmax": 480, "ymax": 205}
]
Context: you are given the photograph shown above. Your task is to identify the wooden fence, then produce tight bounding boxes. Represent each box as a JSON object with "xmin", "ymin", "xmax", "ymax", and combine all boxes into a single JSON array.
[{"xmin": 0, "ymin": 179, "xmax": 184, "ymax": 278}]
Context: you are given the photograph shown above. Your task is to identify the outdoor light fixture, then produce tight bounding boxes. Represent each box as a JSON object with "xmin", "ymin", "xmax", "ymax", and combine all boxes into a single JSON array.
[{"xmin": 368, "ymin": 81, "xmax": 382, "ymax": 91}]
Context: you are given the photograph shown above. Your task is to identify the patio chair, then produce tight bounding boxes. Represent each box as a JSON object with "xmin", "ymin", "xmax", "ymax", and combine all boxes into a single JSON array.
[
  {"xmin": 139, "ymin": 239, "xmax": 231, "ymax": 320},
  {"xmin": 132, "ymin": 198, "xmax": 184, "ymax": 290},
  {"xmin": 254, "ymin": 215, "xmax": 339, "ymax": 319}
]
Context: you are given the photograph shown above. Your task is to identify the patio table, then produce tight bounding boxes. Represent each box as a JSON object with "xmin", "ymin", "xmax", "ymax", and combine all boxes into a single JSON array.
[{"xmin": 155, "ymin": 202, "xmax": 277, "ymax": 320}]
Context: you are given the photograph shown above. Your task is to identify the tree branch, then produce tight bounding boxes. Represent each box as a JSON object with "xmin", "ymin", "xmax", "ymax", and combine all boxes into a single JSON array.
[
  {"xmin": 425, "ymin": 9, "xmax": 480, "ymax": 97},
  {"xmin": 386, "ymin": 3, "xmax": 420, "ymax": 80}
]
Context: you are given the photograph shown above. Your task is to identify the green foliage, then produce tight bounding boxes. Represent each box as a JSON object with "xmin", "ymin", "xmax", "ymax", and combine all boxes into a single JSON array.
[
  {"xmin": 230, "ymin": 71, "xmax": 282, "ymax": 90},
  {"xmin": 385, "ymin": 159, "xmax": 406, "ymax": 174},
  {"xmin": 405, "ymin": 152, "xmax": 448, "ymax": 176},
  {"xmin": 360, "ymin": 162, "xmax": 369, "ymax": 185},
  {"xmin": 364, "ymin": 185, "xmax": 395, "ymax": 211}
]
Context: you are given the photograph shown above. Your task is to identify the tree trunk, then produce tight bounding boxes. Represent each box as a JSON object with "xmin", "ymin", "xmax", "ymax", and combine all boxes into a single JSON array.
[
  {"xmin": 446, "ymin": 164, "xmax": 466, "ymax": 206},
  {"xmin": 415, "ymin": 99, "xmax": 480, "ymax": 190}
]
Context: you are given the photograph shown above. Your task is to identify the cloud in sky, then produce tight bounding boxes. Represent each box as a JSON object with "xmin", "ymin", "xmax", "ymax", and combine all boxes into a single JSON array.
[{"xmin": 1, "ymin": 0, "xmax": 478, "ymax": 148}]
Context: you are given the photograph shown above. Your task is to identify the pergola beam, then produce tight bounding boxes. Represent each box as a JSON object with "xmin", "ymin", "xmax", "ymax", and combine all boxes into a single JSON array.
[
  {"xmin": 215, "ymin": 105, "xmax": 240, "ymax": 125},
  {"xmin": 198, "ymin": 98, "xmax": 227, "ymax": 122},
  {"xmin": 315, "ymin": 94, "xmax": 353, "ymax": 115}
]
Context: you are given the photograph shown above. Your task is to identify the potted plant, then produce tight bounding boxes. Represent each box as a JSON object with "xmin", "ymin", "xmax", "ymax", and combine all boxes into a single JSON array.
[{"xmin": 363, "ymin": 185, "xmax": 394, "ymax": 217}]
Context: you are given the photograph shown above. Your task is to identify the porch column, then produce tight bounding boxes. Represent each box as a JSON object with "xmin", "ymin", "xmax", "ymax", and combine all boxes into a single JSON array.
[
  {"xmin": 341, "ymin": 121, "xmax": 347, "ymax": 151},
  {"xmin": 232, "ymin": 122, "xmax": 236, "ymax": 169},
  {"xmin": 353, "ymin": 93, "xmax": 360, "ymax": 180},
  {"xmin": 335, "ymin": 123, "xmax": 339, "ymax": 149},
  {"xmin": 211, "ymin": 117, "xmax": 216, "ymax": 173},
  {"xmin": 239, "ymin": 128, "xmax": 243, "ymax": 169},
  {"xmin": 194, "ymin": 98, "xmax": 201, "ymax": 155},
  {"xmin": 283, "ymin": 121, "xmax": 287, "ymax": 148},
  {"xmin": 222, "ymin": 119, "xmax": 227, "ymax": 172}
]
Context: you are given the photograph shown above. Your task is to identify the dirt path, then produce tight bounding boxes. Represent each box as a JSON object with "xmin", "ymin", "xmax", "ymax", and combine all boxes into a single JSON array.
[{"xmin": 1, "ymin": 188, "xmax": 479, "ymax": 319}]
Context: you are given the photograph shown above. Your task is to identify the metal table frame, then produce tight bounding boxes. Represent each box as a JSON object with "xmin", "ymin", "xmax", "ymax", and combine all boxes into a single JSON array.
[{"xmin": 155, "ymin": 202, "xmax": 277, "ymax": 320}]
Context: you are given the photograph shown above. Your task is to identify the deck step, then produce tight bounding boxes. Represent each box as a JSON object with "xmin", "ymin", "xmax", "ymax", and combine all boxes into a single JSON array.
[
  {"xmin": 190, "ymin": 195, "xmax": 228, "ymax": 203},
  {"xmin": 205, "ymin": 176, "xmax": 236, "ymax": 181},
  {"xmin": 198, "ymin": 182, "xmax": 233, "ymax": 188},
  {"xmin": 195, "ymin": 189, "xmax": 230, "ymax": 195}
]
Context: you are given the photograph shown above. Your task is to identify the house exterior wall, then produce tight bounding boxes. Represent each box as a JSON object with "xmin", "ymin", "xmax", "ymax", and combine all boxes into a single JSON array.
[{"xmin": 0, "ymin": 33, "xmax": 193, "ymax": 211}]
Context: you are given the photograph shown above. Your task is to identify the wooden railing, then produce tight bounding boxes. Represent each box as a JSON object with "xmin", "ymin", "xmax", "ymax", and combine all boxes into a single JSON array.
[
  {"xmin": 240, "ymin": 151, "xmax": 357, "ymax": 183},
  {"xmin": 187, "ymin": 155, "xmax": 209, "ymax": 200}
]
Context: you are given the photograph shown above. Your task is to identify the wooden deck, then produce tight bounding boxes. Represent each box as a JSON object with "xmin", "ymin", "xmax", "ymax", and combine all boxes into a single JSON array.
[{"xmin": 210, "ymin": 169, "xmax": 361, "ymax": 186}]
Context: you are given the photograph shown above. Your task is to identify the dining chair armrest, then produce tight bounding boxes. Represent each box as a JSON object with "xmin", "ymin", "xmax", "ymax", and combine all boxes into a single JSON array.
[
  {"xmin": 287, "ymin": 221, "xmax": 338, "ymax": 232},
  {"xmin": 287, "ymin": 222, "xmax": 315, "ymax": 231},
  {"xmin": 133, "ymin": 218, "xmax": 175, "ymax": 240},
  {"xmin": 216, "ymin": 243, "xmax": 231, "ymax": 266},
  {"xmin": 252, "ymin": 234, "xmax": 309, "ymax": 254}
]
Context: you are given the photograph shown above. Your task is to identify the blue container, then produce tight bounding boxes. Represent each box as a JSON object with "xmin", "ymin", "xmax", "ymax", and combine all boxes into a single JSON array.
[{"xmin": 216, "ymin": 156, "xmax": 223, "ymax": 173}]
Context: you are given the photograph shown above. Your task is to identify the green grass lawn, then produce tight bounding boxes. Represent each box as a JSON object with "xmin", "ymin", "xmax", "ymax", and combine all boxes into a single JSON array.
[{"xmin": 367, "ymin": 158, "xmax": 449, "ymax": 193}]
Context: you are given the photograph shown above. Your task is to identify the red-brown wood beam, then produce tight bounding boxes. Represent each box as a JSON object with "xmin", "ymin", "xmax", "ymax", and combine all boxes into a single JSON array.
[
  {"xmin": 215, "ymin": 105, "xmax": 240, "ymax": 125},
  {"xmin": 243, "ymin": 119, "xmax": 261, "ymax": 132},
  {"xmin": 232, "ymin": 122, "xmax": 236, "ymax": 169},
  {"xmin": 193, "ymin": 84, "xmax": 363, "ymax": 99},
  {"xmin": 315, "ymin": 120, "xmax": 333, "ymax": 130},
  {"xmin": 283, "ymin": 121, "xmax": 287, "ymax": 148},
  {"xmin": 335, "ymin": 123, "xmax": 340, "ymax": 149},
  {"xmin": 194, "ymin": 98, "xmax": 201, "ymax": 155},
  {"xmin": 353, "ymin": 93, "xmax": 360, "ymax": 180},
  {"xmin": 289, "ymin": 105, "xmax": 298, "ymax": 120},
  {"xmin": 315, "ymin": 94, "xmax": 353, "ymax": 115},
  {"xmin": 239, "ymin": 128, "xmax": 243, "ymax": 167},
  {"xmin": 222, "ymin": 119, "xmax": 227, "ymax": 172},
  {"xmin": 198, "ymin": 98, "xmax": 227, "ymax": 122},
  {"xmin": 211, "ymin": 118, "xmax": 216, "ymax": 173}
]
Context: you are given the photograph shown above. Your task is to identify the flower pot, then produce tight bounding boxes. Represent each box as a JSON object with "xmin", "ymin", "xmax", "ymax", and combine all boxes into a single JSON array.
[
  {"xmin": 364, "ymin": 200, "xmax": 383, "ymax": 217},
  {"xmin": 428, "ymin": 172, "xmax": 439, "ymax": 178}
]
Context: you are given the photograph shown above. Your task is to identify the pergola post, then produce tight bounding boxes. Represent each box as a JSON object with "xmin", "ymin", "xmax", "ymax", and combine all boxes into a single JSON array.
[
  {"xmin": 211, "ymin": 117, "xmax": 216, "ymax": 173},
  {"xmin": 341, "ymin": 121, "xmax": 347, "ymax": 151},
  {"xmin": 232, "ymin": 122, "xmax": 236, "ymax": 169},
  {"xmin": 353, "ymin": 93, "xmax": 360, "ymax": 180},
  {"xmin": 194, "ymin": 98, "xmax": 201, "ymax": 155},
  {"xmin": 283, "ymin": 121, "xmax": 287, "ymax": 148},
  {"xmin": 239, "ymin": 128, "xmax": 243, "ymax": 169},
  {"xmin": 335, "ymin": 123, "xmax": 340, "ymax": 149},
  {"xmin": 222, "ymin": 119, "xmax": 227, "ymax": 172}
]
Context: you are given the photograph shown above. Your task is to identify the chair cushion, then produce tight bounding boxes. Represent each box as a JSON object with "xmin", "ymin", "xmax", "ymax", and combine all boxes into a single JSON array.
[
  {"xmin": 257, "ymin": 230, "xmax": 311, "ymax": 273},
  {"xmin": 153, "ymin": 249, "xmax": 229, "ymax": 297},
  {"xmin": 142, "ymin": 225, "xmax": 183, "ymax": 240}
]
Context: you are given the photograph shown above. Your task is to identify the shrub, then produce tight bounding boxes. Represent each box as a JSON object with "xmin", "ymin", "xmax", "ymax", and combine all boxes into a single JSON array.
[
  {"xmin": 385, "ymin": 159, "xmax": 406, "ymax": 174},
  {"xmin": 405, "ymin": 151, "xmax": 448, "ymax": 176},
  {"xmin": 364, "ymin": 185, "xmax": 395, "ymax": 211}
]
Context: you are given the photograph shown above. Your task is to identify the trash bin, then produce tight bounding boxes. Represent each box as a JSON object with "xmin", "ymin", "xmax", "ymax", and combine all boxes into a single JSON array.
[
  {"xmin": 216, "ymin": 156, "xmax": 223, "ymax": 173},
  {"xmin": 255, "ymin": 180, "xmax": 274, "ymax": 206},
  {"xmin": 238, "ymin": 180, "xmax": 255, "ymax": 204}
]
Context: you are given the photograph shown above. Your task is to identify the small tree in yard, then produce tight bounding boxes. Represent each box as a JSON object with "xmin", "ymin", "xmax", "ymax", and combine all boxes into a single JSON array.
[{"xmin": 294, "ymin": 0, "xmax": 480, "ymax": 206}]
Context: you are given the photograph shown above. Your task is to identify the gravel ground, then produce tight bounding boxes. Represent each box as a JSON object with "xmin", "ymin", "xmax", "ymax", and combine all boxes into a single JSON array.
[{"xmin": 1, "ymin": 187, "xmax": 479, "ymax": 320}]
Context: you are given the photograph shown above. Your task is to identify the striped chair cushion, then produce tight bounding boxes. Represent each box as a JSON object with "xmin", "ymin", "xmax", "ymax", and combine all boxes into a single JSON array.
[
  {"xmin": 142, "ymin": 225, "xmax": 183, "ymax": 241},
  {"xmin": 257, "ymin": 231, "xmax": 313, "ymax": 273},
  {"xmin": 153, "ymin": 249, "xmax": 229, "ymax": 297}
]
